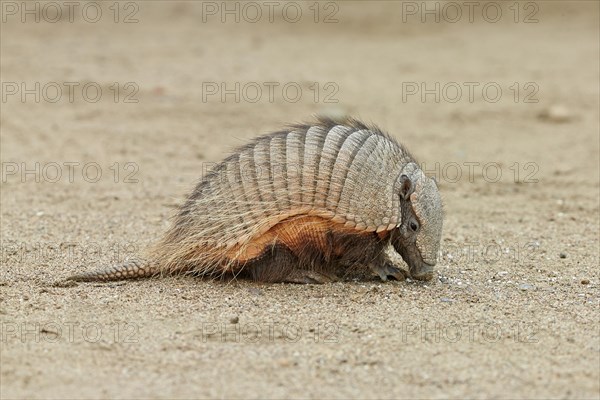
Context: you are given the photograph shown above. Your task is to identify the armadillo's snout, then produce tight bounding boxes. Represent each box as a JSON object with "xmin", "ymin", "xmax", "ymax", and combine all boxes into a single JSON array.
[{"xmin": 409, "ymin": 261, "xmax": 435, "ymax": 281}]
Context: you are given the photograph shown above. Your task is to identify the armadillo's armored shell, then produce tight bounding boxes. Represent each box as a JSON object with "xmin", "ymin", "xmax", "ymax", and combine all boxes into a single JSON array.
[{"xmin": 177, "ymin": 118, "xmax": 415, "ymax": 250}]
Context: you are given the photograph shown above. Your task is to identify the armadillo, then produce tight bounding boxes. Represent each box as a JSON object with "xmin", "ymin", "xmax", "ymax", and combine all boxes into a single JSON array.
[{"xmin": 67, "ymin": 117, "xmax": 443, "ymax": 284}]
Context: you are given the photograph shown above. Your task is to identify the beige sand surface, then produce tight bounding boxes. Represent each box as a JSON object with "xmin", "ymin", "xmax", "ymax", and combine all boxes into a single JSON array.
[{"xmin": 1, "ymin": 1, "xmax": 599, "ymax": 398}]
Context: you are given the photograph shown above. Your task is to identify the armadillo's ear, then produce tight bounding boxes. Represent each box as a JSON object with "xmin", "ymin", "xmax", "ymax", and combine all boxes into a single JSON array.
[{"xmin": 399, "ymin": 175, "xmax": 414, "ymax": 200}]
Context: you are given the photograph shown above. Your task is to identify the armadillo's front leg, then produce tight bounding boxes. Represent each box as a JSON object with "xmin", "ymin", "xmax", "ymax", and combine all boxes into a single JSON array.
[
  {"xmin": 371, "ymin": 244, "xmax": 409, "ymax": 281},
  {"xmin": 371, "ymin": 261, "xmax": 408, "ymax": 281}
]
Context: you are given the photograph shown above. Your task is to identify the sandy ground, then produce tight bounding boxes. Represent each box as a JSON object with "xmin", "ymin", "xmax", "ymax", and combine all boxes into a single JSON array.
[{"xmin": 1, "ymin": 1, "xmax": 599, "ymax": 399}]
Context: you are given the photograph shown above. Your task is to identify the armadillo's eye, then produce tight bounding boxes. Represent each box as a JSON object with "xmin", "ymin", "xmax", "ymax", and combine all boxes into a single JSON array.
[{"xmin": 409, "ymin": 221, "xmax": 419, "ymax": 232}]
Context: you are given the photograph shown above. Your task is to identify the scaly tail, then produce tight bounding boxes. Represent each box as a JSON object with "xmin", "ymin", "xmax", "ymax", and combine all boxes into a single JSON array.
[{"xmin": 66, "ymin": 259, "xmax": 160, "ymax": 282}]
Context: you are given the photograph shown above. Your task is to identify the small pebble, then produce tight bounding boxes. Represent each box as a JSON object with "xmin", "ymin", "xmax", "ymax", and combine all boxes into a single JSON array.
[
  {"xmin": 440, "ymin": 297, "xmax": 454, "ymax": 303},
  {"xmin": 248, "ymin": 288, "xmax": 264, "ymax": 296},
  {"xmin": 560, "ymin": 253, "xmax": 567, "ymax": 259},
  {"xmin": 277, "ymin": 358, "xmax": 292, "ymax": 368},
  {"xmin": 581, "ymin": 279, "xmax": 590, "ymax": 285},
  {"xmin": 229, "ymin": 316, "xmax": 239, "ymax": 324},
  {"xmin": 538, "ymin": 104, "xmax": 574, "ymax": 123},
  {"xmin": 519, "ymin": 283, "xmax": 534, "ymax": 291}
]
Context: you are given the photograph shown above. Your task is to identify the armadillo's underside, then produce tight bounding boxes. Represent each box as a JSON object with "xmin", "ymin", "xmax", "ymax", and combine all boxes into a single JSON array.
[{"xmin": 203, "ymin": 214, "xmax": 395, "ymax": 283}]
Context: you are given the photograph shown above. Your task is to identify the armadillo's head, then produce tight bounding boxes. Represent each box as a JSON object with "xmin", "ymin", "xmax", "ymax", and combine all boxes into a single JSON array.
[{"xmin": 392, "ymin": 163, "xmax": 443, "ymax": 281}]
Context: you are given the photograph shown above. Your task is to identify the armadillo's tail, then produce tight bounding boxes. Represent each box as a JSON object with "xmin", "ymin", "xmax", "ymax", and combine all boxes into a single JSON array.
[{"xmin": 65, "ymin": 259, "xmax": 161, "ymax": 282}]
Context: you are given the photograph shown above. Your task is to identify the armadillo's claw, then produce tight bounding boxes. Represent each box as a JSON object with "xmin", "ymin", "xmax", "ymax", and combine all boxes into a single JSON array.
[
  {"xmin": 283, "ymin": 269, "xmax": 337, "ymax": 284},
  {"xmin": 372, "ymin": 262, "xmax": 408, "ymax": 282}
]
